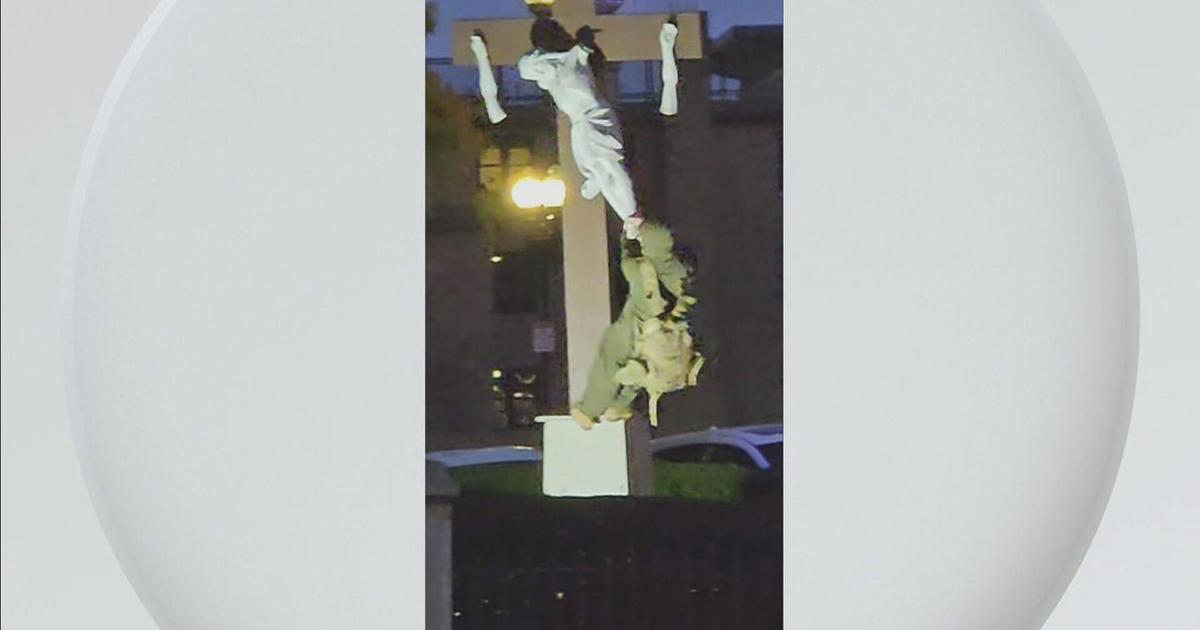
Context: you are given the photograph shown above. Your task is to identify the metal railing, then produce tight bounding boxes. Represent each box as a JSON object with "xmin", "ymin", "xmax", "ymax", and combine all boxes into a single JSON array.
[
  {"xmin": 451, "ymin": 493, "xmax": 782, "ymax": 630},
  {"xmin": 427, "ymin": 58, "xmax": 740, "ymax": 105}
]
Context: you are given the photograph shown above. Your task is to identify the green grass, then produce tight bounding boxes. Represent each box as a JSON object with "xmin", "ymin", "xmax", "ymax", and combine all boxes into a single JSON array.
[
  {"xmin": 653, "ymin": 461, "xmax": 745, "ymax": 502},
  {"xmin": 448, "ymin": 461, "xmax": 747, "ymax": 503},
  {"xmin": 449, "ymin": 463, "xmax": 543, "ymax": 497}
]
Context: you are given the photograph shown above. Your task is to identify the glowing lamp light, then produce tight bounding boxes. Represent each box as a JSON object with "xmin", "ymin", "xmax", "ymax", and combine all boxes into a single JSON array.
[
  {"xmin": 489, "ymin": 255, "xmax": 503, "ymax": 264},
  {"xmin": 510, "ymin": 175, "xmax": 566, "ymax": 209},
  {"xmin": 510, "ymin": 177, "xmax": 544, "ymax": 209},
  {"xmin": 491, "ymin": 369, "xmax": 503, "ymax": 379},
  {"xmin": 541, "ymin": 177, "xmax": 566, "ymax": 208}
]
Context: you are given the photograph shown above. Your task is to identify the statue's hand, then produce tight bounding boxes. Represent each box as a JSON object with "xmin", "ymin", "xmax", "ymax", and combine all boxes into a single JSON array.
[
  {"xmin": 659, "ymin": 22, "xmax": 678, "ymax": 47},
  {"xmin": 623, "ymin": 217, "xmax": 643, "ymax": 241},
  {"xmin": 469, "ymin": 34, "xmax": 488, "ymax": 57}
]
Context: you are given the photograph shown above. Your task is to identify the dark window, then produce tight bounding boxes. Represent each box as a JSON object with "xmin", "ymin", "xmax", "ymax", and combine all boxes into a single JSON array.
[{"xmin": 493, "ymin": 251, "xmax": 547, "ymax": 315}]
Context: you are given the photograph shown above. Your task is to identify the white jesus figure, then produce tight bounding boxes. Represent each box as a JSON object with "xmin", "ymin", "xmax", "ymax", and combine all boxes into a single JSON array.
[{"xmin": 469, "ymin": 17, "xmax": 679, "ymax": 239}]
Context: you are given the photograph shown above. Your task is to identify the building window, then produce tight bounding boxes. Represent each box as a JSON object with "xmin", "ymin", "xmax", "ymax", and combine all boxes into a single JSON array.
[
  {"xmin": 492, "ymin": 250, "xmax": 547, "ymax": 315},
  {"xmin": 507, "ymin": 147, "xmax": 532, "ymax": 169},
  {"xmin": 479, "ymin": 146, "xmax": 504, "ymax": 193},
  {"xmin": 480, "ymin": 145, "xmax": 540, "ymax": 196}
]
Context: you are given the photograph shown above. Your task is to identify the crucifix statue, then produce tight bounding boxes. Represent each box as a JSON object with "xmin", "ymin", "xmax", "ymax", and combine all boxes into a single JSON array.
[
  {"xmin": 452, "ymin": 0, "xmax": 704, "ymax": 409},
  {"xmin": 453, "ymin": 1, "xmax": 706, "ymax": 496}
]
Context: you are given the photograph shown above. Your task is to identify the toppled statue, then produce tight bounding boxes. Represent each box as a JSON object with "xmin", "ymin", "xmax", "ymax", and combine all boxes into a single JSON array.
[{"xmin": 570, "ymin": 218, "xmax": 704, "ymax": 431}]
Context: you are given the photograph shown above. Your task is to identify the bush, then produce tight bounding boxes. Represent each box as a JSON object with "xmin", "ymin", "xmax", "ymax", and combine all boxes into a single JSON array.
[{"xmin": 448, "ymin": 461, "xmax": 748, "ymax": 503}]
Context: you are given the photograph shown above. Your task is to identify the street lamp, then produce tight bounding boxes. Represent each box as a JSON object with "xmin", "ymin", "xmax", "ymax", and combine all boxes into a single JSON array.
[
  {"xmin": 541, "ymin": 177, "xmax": 566, "ymax": 208},
  {"xmin": 510, "ymin": 177, "xmax": 544, "ymax": 209},
  {"xmin": 510, "ymin": 172, "xmax": 566, "ymax": 209}
]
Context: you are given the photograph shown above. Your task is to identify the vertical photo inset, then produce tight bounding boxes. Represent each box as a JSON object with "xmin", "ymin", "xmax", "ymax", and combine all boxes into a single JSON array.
[{"xmin": 425, "ymin": 1, "xmax": 782, "ymax": 627}]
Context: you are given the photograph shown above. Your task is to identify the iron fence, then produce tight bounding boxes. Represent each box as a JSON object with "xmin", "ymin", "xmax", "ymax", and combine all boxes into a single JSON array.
[{"xmin": 451, "ymin": 493, "xmax": 782, "ymax": 630}]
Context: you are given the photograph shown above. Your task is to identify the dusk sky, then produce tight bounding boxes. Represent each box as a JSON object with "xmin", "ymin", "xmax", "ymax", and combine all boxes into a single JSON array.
[{"xmin": 425, "ymin": 0, "xmax": 783, "ymax": 58}]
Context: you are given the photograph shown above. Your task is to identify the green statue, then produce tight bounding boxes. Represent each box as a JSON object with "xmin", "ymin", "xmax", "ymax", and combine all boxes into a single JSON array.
[{"xmin": 570, "ymin": 219, "xmax": 704, "ymax": 430}]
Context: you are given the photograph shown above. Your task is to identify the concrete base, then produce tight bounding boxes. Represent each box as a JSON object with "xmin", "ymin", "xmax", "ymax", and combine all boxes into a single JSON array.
[
  {"xmin": 536, "ymin": 415, "xmax": 629, "ymax": 496},
  {"xmin": 536, "ymin": 414, "xmax": 655, "ymax": 497}
]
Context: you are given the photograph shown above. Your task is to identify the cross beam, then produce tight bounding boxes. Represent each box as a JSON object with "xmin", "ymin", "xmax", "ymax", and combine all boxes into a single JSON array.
[{"xmin": 451, "ymin": 12, "xmax": 703, "ymax": 65}]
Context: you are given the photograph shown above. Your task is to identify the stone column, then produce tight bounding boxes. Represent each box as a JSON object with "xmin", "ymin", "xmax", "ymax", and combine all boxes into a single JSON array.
[
  {"xmin": 557, "ymin": 112, "xmax": 614, "ymax": 403},
  {"xmin": 426, "ymin": 461, "xmax": 460, "ymax": 630}
]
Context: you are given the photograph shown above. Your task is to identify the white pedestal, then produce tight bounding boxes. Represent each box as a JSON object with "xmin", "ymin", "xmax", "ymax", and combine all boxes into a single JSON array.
[{"xmin": 535, "ymin": 415, "xmax": 629, "ymax": 497}]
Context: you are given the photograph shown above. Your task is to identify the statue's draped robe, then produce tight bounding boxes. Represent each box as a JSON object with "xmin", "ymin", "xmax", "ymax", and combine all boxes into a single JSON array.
[
  {"xmin": 517, "ymin": 45, "xmax": 636, "ymax": 221},
  {"xmin": 574, "ymin": 222, "xmax": 691, "ymax": 418}
]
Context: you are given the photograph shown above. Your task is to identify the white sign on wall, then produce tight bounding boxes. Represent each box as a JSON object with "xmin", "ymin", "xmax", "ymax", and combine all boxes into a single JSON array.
[{"xmin": 532, "ymin": 324, "xmax": 555, "ymax": 354}]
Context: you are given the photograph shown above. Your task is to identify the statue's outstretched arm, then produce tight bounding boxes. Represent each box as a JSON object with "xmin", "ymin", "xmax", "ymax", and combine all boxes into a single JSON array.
[
  {"xmin": 659, "ymin": 20, "xmax": 679, "ymax": 116},
  {"xmin": 469, "ymin": 33, "xmax": 507, "ymax": 124}
]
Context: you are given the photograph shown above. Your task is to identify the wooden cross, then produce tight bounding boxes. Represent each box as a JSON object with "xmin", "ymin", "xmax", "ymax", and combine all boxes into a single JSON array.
[
  {"xmin": 451, "ymin": 1, "xmax": 704, "ymax": 412},
  {"xmin": 450, "ymin": 1, "xmax": 704, "ymax": 65}
]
